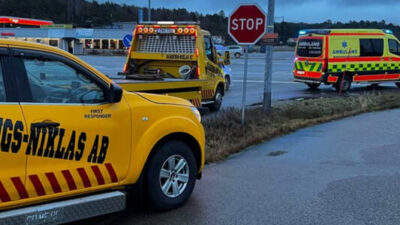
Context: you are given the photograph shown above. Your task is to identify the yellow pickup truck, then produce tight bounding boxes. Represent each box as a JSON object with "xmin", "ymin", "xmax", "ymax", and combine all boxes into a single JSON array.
[
  {"xmin": 118, "ymin": 21, "xmax": 228, "ymax": 111},
  {"xmin": 0, "ymin": 39, "xmax": 205, "ymax": 224}
]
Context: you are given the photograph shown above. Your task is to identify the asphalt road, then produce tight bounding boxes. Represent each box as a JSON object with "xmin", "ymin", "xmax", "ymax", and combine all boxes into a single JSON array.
[
  {"xmin": 78, "ymin": 108, "xmax": 400, "ymax": 225},
  {"xmin": 79, "ymin": 53, "xmax": 400, "ymax": 108}
]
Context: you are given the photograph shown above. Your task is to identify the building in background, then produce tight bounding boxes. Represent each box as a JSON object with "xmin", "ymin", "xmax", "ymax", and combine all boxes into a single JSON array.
[
  {"xmin": 261, "ymin": 33, "xmax": 279, "ymax": 45},
  {"xmin": 0, "ymin": 16, "xmax": 136, "ymax": 55}
]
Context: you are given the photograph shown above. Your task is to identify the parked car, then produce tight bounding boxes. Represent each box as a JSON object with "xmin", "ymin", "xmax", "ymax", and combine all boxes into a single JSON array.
[
  {"xmin": 226, "ymin": 45, "xmax": 244, "ymax": 58},
  {"xmin": 215, "ymin": 44, "xmax": 227, "ymax": 56}
]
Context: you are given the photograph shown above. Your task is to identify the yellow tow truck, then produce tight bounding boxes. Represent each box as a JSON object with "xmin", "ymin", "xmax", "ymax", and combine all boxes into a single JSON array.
[
  {"xmin": 117, "ymin": 21, "xmax": 229, "ymax": 111},
  {"xmin": 0, "ymin": 39, "xmax": 204, "ymax": 224}
]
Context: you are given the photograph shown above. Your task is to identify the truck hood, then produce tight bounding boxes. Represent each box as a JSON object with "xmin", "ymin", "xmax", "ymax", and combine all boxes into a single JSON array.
[{"xmin": 135, "ymin": 92, "xmax": 193, "ymax": 107}]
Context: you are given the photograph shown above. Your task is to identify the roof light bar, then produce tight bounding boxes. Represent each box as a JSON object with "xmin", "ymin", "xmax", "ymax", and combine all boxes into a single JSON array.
[
  {"xmin": 383, "ymin": 29, "xmax": 393, "ymax": 34},
  {"xmin": 157, "ymin": 21, "xmax": 174, "ymax": 25},
  {"xmin": 298, "ymin": 30, "xmax": 307, "ymax": 35},
  {"xmin": 140, "ymin": 21, "xmax": 200, "ymax": 25},
  {"xmin": 298, "ymin": 29, "xmax": 331, "ymax": 36}
]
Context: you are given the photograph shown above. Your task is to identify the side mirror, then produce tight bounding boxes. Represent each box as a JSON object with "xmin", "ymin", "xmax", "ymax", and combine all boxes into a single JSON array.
[
  {"xmin": 223, "ymin": 51, "xmax": 231, "ymax": 65},
  {"xmin": 106, "ymin": 83, "xmax": 123, "ymax": 103}
]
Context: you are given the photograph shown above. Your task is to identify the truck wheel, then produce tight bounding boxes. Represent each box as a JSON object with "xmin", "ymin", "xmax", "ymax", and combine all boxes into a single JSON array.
[
  {"xmin": 234, "ymin": 53, "xmax": 241, "ymax": 58},
  {"xmin": 146, "ymin": 141, "xmax": 197, "ymax": 211},
  {"xmin": 396, "ymin": 82, "xmax": 400, "ymax": 88},
  {"xmin": 306, "ymin": 83, "xmax": 320, "ymax": 90},
  {"xmin": 207, "ymin": 86, "xmax": 223, "ymax": 111},
  {"xmin": 225, "ymin": 75, "xmax": 231, "ymax": 91},
  {"xmin": 335, "ymin": 75, "xmax": 352, "ymax": 93}
]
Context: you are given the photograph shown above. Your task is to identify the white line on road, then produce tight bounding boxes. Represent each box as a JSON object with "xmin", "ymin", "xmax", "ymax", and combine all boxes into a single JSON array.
[{"xmin": 232, "ymin": 79, "xmax": 297, "ymax": 84}]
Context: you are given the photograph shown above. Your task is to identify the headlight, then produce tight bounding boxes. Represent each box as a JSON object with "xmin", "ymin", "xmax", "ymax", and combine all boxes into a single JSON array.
[{"xmin": 190, "ymin": 106, "xmax": 201, "ymax": 122}]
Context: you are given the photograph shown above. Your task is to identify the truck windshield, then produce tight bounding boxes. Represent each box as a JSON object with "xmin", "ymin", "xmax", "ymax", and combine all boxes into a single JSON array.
[{"xmin": 296, "ymin": 39, "xmax": 323, "ymax": 57}]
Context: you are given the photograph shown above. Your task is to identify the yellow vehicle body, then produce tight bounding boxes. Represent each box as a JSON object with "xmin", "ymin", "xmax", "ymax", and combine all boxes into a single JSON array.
[
  {"xmin": 0, "ymin": 39, "xmax": 205, "ymax": 212},
  {"xmin": 120, "ymin": 22, "xmax": 226, "ymax": 110},
  {"xmin": 294, "ymin": 29, "xmax": 400, "ymax": 91}
]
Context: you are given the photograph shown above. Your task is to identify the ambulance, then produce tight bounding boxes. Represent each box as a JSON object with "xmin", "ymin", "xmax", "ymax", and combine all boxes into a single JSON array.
[
  {"xmin": 293, "ymin": 29, "xmax": 400, "ymax": 92},
  {"xmin": 0, "ymin": 39, "xmax": 205, "ymax": 224}
]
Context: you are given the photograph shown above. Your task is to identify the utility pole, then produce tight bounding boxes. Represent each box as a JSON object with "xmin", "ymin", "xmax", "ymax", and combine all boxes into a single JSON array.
[
  {"xmin": 148, "ymin": 0, "xmax": 151, "ymax": 21},
  {"xmin": 263, "ymin": 0, "xmax": 275, "ymax": 113}
]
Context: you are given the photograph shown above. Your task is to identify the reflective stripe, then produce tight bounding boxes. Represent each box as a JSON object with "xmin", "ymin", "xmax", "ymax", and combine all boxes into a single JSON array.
[
  {"xmin": 91, "ymin": 166, "xmax": 105, "ymax": 185},
  {"xmin": 328, "ymin": 62, "xmax": 400, "ymax": 73},
  {"xmin": 29, "ymin": 175, "xmax": 46, "ymax": 196},
  {"xmin": 0, "ymin": 164, "xmax": 118, "ymax": 204},
  {"xmin": 77, "ymin": 168, "xmax": 92, "ymax": 188},
  {"xmin": 45, "ymin": 172, "xmax": 62, "ymax": 193},
  {"xmin": 62, "ymin": 170, "xmax": 77, "ymax": 191},
  {"xmin": 105, "ymin": 163, "xmax": 118, "ymax": 183},
  {"xmin": 11, "ymin": 177, "xmax": 29, "ymax": 199},
  {"xmin": 0, "ymin": 181, "xmax": 10, "ymax": 202},
  {"xmin": 295, "ymin": 61, "xmax": 323, "ymax": 72}
]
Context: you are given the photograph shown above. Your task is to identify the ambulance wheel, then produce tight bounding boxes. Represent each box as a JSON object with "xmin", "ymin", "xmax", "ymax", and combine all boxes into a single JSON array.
[
  {"xmin": 335, "ymin": 76, "xmax": 352, "ymax": 92},
  {"xmin": 206, "ymin": 86, "xmax": 223, "ymax": 112},
  {"xmin": 306, "ymin": 83, "xmax": 320, "ymax": 90},
  {"xmin": 371, "ymin": 83, "xmax": 379, "ymax": 87},
  {"xmin": 396, "ymin": 82, "xmax": 400, "ymax": 88},
  {"xmin": 234, "ymin": 53, "xmax": 241, "ymax": 58},
  {"xmin": 145, "ymin": 141, "xmax": 197, "ymax": 211}
]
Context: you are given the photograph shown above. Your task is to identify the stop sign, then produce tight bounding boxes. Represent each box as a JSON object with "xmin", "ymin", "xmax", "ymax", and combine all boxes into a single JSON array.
[{"xmin": 228, "ymin": 4, "xmax": 267, "ymax": 45}]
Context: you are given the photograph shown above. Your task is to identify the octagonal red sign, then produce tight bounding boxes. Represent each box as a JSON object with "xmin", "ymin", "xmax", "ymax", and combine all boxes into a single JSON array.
[{"xmin": 228, "ymin": 4, "xmax": 267, "ymax": 45}]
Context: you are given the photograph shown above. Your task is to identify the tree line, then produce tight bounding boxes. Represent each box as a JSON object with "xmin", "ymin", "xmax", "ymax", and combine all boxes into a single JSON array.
[{"xmin": 1, "ymin": 0, "xmax": 400, "ymax": 44}]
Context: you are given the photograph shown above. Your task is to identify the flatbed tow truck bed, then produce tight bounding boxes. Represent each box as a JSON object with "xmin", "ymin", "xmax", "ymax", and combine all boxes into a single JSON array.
[{"xmin": 113, "ymin": 78, "xmax": 205, "ymax": 107}]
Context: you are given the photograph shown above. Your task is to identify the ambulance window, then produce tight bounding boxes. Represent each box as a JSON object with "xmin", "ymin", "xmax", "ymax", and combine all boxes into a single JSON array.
[
  {"xmin": 296, "ymin": 39, "xmax": 322, "ymax": 57},
  {"xmin": 0, "ymin": 61, "xmax": 5, "ymax": 102},
  {"xmin": 360, "ymin": 39, "xmax": 383, "ymax": 57},
  {"xmin": 22, "ymin": 58, "xmax": 105, "ymax": 104},
  {"xmin": 389, "ymin": 40, "xmax": 400, "ymax": 55}
]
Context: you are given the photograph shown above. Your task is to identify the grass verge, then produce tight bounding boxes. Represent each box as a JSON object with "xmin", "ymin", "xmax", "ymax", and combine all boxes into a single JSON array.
[{"xmin": 203, "ymin": 92, "xmax": 400, "ymax": 163}]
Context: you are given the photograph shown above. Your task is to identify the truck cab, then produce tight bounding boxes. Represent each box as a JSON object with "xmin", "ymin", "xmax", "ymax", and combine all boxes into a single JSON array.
[
  {"xmin": 0, "ymin": 39, "xmax": 205, "ymax": 224},
  {"xmin": 119, "ymin": 21, "xmax": 227, "ymax": 111}
]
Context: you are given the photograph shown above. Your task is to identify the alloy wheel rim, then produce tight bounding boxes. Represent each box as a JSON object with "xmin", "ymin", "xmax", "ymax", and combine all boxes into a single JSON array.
[{"xmin": 159, "ymin": 155, "xmax": 189, "ymax": 198}]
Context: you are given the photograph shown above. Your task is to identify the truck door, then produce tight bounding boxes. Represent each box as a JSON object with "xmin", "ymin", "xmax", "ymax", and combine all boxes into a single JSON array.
[
  {"xmin": 0, "ymin": 49, "xmax": 29, "ymax": 205},
  {"xmin": 12, "ymin": 48, "xmax": 132, "ymax": 199},
  {"xmin": 203, "ymin": 36, "xmax": 222, "ymax": 99}
]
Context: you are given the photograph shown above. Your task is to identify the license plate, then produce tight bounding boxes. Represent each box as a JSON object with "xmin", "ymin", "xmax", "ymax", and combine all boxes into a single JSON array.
[{"xmin": 157, "ymin": 28, "xmax": 174, "ymax": 34}]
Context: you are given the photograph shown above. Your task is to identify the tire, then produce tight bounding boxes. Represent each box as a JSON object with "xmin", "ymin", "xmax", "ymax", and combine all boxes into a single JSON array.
[
  {"xmin": 145, "ymin": 141, "xmax": 197, "ymax": 211},
  {"xmin": 370, "ymin": 83, "xmax": 380, "ymax": 89},
  {"xmin": 396, "ymin": 82, "xmax": 400, "ymax": 88},
  {"xmin": 335, "ymin": 75, "xmax": 352, "ymax": 93},
  {"xmin": 306, "ymin": 83, "xmax": 320, "ymax": 90},
  {"xmin": 206, "ymin": 86, "xmax": 223, "ymax": 112},
  {"xmin": 234, "ymin": 52, "xmax": 241, "ymax": 58},
  {"xmin": 225, "ymin": 76, "xmax": 231, "ymax": 91}
]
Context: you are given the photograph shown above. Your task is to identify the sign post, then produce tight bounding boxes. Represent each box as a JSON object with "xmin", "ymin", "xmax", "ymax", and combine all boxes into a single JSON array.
[
  {"xmin": 263, "ymin": 0, "xmax": 275, "ymax": 113},
  {"xmin": 228, "ymin": 4, "xmax": 267, "ymax": 124}
]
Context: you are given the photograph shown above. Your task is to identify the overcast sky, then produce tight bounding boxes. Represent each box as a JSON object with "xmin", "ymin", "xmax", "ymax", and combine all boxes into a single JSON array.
[{"xmin": 99, "ymin": 0, "xmax": 400, "ymax": 24}]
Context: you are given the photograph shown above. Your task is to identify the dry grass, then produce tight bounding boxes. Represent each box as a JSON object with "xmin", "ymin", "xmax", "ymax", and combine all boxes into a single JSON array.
[{"xmin": 203, "ymin": 92, "xmax": 400, "ymax": 163}]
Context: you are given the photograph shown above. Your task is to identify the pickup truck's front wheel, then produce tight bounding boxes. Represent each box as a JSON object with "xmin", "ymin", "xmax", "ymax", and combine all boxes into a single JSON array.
[{"xmin": 146, "ymin": 141, "xmax": 197, "ymax": 211}]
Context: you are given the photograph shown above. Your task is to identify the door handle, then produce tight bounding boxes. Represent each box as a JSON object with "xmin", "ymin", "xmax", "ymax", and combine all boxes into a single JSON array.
[{"xmin": 31, "ymin": 122, "xmax": 60, "ymax": 128}]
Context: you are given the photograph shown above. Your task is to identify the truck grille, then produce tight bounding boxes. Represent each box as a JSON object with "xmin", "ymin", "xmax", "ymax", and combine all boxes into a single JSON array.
[{"xmin": 136, "ymin": 35, "xmax": 195, "ymax": 54}]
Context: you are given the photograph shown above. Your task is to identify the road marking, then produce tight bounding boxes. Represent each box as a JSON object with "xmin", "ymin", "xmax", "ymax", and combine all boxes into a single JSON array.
[{"xmin": 233, "ymin": 79, "xmax": 298, "ymax": 84}]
